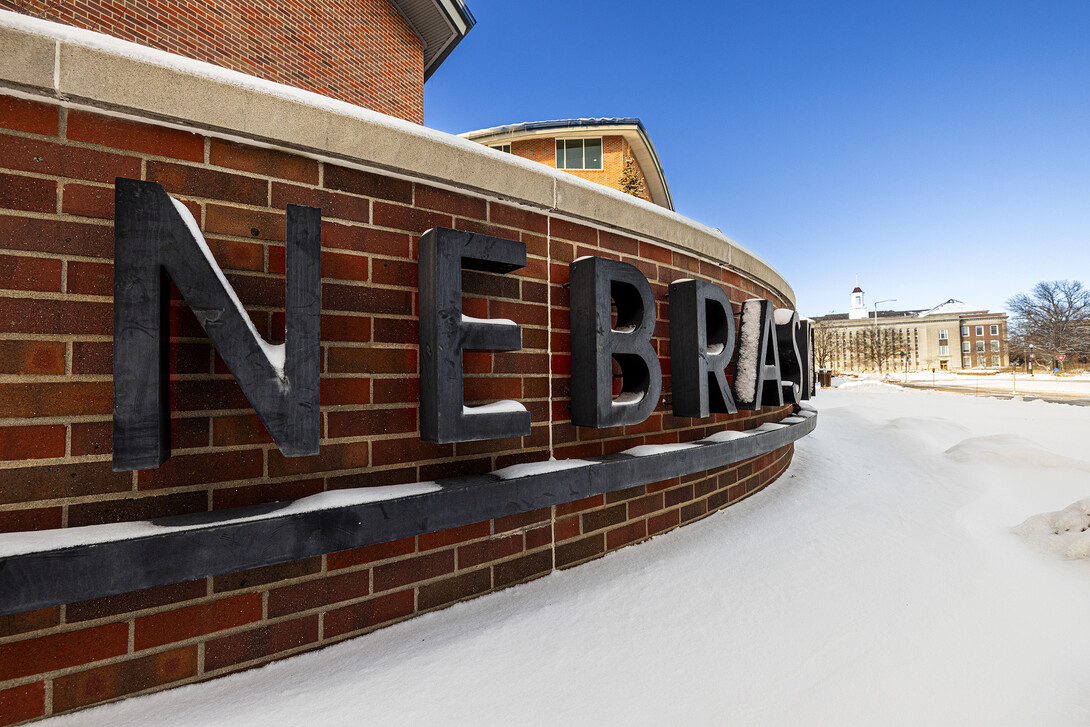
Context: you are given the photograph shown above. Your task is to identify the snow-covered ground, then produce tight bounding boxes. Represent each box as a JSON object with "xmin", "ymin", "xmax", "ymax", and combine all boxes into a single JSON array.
[
  {"xmin": 46, "ymin": 383, "xmax": 1090, "ymax": 726},
  {"xmin": 881, "ymin": 370, "xmax": 1090, "ymax": 397}
]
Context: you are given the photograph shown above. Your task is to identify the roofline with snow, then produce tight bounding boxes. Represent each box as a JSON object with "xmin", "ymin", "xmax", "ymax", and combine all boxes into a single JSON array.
[{"xmin": 460, "ymin": 118, "xmax": 674, "ymax": 211}]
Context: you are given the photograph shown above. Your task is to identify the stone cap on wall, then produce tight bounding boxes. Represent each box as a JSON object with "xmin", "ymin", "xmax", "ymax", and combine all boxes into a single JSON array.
[{"xmin": 0, "ymin": 10, "xmax": 794, "ymax": 307}]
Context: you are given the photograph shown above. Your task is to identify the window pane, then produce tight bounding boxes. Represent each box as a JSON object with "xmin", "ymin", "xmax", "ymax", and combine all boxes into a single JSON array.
[
  {"xmin": 556, "ymin": 140, "xmax": 564, "ymax": 168},
  {"xmin": 584, "ymin": 139, "xmax": 602, "ymax": 169}
]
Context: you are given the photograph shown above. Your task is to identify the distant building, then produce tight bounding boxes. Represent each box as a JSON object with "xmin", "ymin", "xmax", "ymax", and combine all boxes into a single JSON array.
[
  {"xmin": 813, "ymin": 287, "xmax": 1009, "ymax": 372},
  {"xmin": 460, "ymin": 118, "xmax": 673, "ymax": 209}
]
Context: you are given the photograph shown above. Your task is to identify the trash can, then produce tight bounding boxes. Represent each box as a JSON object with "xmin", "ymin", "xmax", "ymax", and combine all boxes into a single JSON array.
[{"xmin": 818, "ymin": 369, "xmax": 833, "ymax": 388}]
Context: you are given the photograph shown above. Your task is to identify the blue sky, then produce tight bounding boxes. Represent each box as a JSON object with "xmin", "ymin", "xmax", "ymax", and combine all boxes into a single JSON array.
[{"xmin": 424, "ymin": 1, "xmax": 1090, "ymax": 317}]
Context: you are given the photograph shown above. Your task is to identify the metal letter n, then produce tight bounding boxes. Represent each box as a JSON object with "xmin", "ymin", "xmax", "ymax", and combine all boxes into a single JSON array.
[{"xmin": 112, "ymin": 178, "xmax": 320, "ymax": 471}]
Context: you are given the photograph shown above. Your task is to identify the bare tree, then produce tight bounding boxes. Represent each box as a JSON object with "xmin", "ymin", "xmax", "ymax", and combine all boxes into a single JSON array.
[
  {"xmin": 848, "ymin": 327, "xmax": 903, "ymax": 374},
  {"xmin": 1007, "ymin": 280, "xmax": 1090, "ymax": 369},
  {"xmin": 813, "ymin": 324, "xmax": 837, "ymax": 370}
]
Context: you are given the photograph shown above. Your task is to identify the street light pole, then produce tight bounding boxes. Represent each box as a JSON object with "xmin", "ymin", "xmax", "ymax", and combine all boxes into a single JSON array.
[{"xmin": 873, "ymin": 298, "xmax": 896, "ymax": 375}]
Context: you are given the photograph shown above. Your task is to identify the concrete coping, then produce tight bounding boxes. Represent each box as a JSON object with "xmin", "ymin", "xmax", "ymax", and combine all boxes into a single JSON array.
[{"xmin": 0, "ymin": 11, "xmax": 794, "ymax": 306}]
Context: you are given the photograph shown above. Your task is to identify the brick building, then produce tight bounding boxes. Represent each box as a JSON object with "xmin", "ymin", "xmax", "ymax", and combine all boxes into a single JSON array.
[
  {"xmin": 813, "ymin": 287, "xmax": 1009, "ymax": 373},
  {"xmin": 0, "ymin": 0, "xmax": 475, "ymax": 123},
  {"xmin": 0, "ymin": 6, "xmax": 812, "ymax": 724},
  {"xmin": 460, "ymin": 118, "xmax": 673, "ymax": 210}
]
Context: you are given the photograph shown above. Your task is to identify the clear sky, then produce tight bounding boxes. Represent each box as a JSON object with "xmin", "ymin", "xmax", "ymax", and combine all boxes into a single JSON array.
[{"xmin": 424, "ymin": 0, "xmax": 1090, "ymax": 318}]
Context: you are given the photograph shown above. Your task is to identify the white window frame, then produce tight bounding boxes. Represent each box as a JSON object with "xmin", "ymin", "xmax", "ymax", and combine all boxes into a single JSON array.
[
  {"xmin": 962, "ymin": 341, "xmax": 970, "ymax": 353},
  {"xmin": 975, "ymin": 325, "xmax": 984, "ymax": 336},
  {"xmin": 490, "ymin": 143, "xmax": 511, "ymax": 154},
  {"xmin": 938, "ymin": 329, "xmax": 948, "ymax": 340},
  {"xmin": 939, "ymin": 345, "xmax": 949, "ymax": 356},
  {"xmin": 990, "ymin": 324, "xmax": 999, "ymax": 335},
  {"xmin": 556, "ymin": 138, "xmax": 604, "ymax": 170},
  {"xmin": 991, "ymin": 340, "xmax": 1000, "ymax": 353},
  {"xmin": 961, "ymin": 326, "xmax": 969, "ymax": 336}
]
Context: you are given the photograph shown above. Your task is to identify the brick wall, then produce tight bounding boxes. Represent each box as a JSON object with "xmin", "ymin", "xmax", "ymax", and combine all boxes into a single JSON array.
[
  {"xmin": 0, "ymin": 0, "xmax": 425, "ymax": 123},
  {"xmin": 0, "ymin": 95, "xmax": 795, "ymax": 724},
  {"xmin": 511, "ymin": 136, "xmax": 652, "ymax": 203}
]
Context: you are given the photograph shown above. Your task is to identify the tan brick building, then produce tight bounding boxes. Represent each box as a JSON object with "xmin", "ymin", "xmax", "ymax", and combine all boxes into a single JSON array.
[
  {"xmin": 814, "ymin": 289, "xmax": 1009, "ymax": 373},
  {"xmin": 460, "ymin": 118, "xmax": 674, "ymax": 209}
]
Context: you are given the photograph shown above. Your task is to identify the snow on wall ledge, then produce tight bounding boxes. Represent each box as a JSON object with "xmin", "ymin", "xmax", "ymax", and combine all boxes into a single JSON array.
[{"xmin": 0, "ymin": 14, "xmax": 811, "ymax": 725}]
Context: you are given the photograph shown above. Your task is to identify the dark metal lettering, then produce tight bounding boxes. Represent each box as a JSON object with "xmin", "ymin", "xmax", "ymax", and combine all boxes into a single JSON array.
[
  {"xmin": 733, "ymin": 299, "xmax": 784, "ymax": 410},
  {"xmin": 798, "ymin": 318, "xmax": 815, "ymax": 400},
  {"xmin": 775, "ymin": 309, "xmax": 803, "ymax": 405},
  {"xmin": 419, "ymin": 227, "xmax": 530, "ymax": 443},
  {"xmin": 570, "ymin": 256, "xmax": 661, "ymax": 427},
  {"xmin": 668, "ymin": 279, "xmax": 737, "ymax": 417},
  {"xmin": 112, "ymin": 179, "xmax": 320, "ymax": 471}
]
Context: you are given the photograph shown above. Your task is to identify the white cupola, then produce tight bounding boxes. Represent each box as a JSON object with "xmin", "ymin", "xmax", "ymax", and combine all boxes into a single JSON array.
[{"xmin": 848, "ymin": 285, "xmax": 867, "ymax": 320}]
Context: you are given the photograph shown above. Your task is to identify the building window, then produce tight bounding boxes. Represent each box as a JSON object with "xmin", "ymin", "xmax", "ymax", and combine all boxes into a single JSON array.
[
  {"xmin": 938, "ymin": 329, "xmax": 948, "ymax": 340},
  {"xmin": 975, "ymin": 341, "xmax": 985, "ymax": 352},
  {"xmin": 963, "ymin": 356, "xmax": 971, "ymax": 368},
  {"xmin": 975, "ymin": 325, "xmax": 984, "ymax": 336},
  {"xmin": 556, "ymin": 138, "xmax": 603, "ymax": 170},
  {"xmin": 977, "ymin": 354, "xmax": 987, "ymax": 367},
  {"xmin": 992, "ymin": 355, "xmax": 1001, "ymax": 366},
  {"xmin": 962, "ymin": 341, "xmax": 970, "ymax": 353},
  {"xmin": 490, "ymin": 143, "xmax": 511, "ymax": 153},
  {"xmin": 961, "ymin": 326, "xmax": 969, "ymax": 336},
  {"xmin": 939, "ymin": 345, "xmax": 949, "ymax": 356},
  {"xmin": 991, "ymin": 340, "xmax": 1000, "ymax": 353},
  {"xmin": 990, "ymin": 324, "xmax": 999, "ymax": 335}
]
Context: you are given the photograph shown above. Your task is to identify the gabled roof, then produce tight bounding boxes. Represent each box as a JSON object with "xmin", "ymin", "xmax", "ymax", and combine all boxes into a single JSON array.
[
  {"xmin": 459, "ymin": 118, "xmax": 674, "ymax": 210},
  {"xmin": 391, "ymin": 0, "xmax": 476, "ymax": 80}
]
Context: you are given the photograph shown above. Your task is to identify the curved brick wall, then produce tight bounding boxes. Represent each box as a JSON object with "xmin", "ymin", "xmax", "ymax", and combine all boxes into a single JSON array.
[
  {"xmin": 0, "ymin": 18, "xmax": 803, "ymax": 724},
  {"xmin": 0, "ymin": 0, "xmax": 425, "ymax": 123}
]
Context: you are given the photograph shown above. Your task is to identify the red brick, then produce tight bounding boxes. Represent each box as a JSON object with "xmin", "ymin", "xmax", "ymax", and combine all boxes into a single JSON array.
[
  {"xmin": 52, "ymin": 646, "xmax": 197, "ymax": 713},
  {"xmin": 418, "ymin": 568, "xmax": 491, "ymax": 611},
  {"xmin": 372, "ymin": 201, "xmax": 452, "ymax": 233},
  {"xmin": 0, "ymin": 381, "xmax": 111, "ymax": 418},
  {"xmin": 328, "ymin": 536, "xmax": 416, "ymax": 570},
  {"xmin": 66, "ymin": 259, "xmax": 113, "ymax": 295},
  {"xmin": 457, "ymin": 532, "xmax": 523, "ymax": 568},
  {"xmin": 0, "ymin": 424, "xmax": 65, "ymax": 461},
  {"xmin": 319, "ymin": 377, "xmax": 371, "ymax": 406},
  {"xmin": 209, "ymin": 139, "xmax": 319, "ymax": 184},
  {"xmin": 62, "ymin": 182, "xmax": 114, "ymax": 218},
  {"xmin": 418, "ymin": 521, "xmax": 491, "ymax": 552},
  {"xmin": 323, "ymin": 589, "xmax": 414, "ymax": 639},
  {"xmin": 415, "ymin": 185, "xmax": 486, "ymax": 219},
  {"xmin": 0, "ymin": 607, "xmax": 60, "ymax": 639},
  {"xmin": 0, "ymin": 460, "xmax": 129, "ymax": 506},
  {"xmin": 606, "ymin": 520, "xmax": 648, "ymax": 550},
  {"xmin": 204, "ymin": 615, "xmax": 319, "ymax": 673},
  {"xmin": 327, "ymin": 407, "xmax": 416, "ymax": 439},
  {"xmin": 0, "ymin": 506, "xmax": 62, "ymax": 534},
  {"xmin": 138, "ymin": 449, "xmax": 263, "ymax": 489},
  {"xmin": 0, "ymin": 253, "xmax": 60, "ymax": 292},
  {"xmin": 67, "ymin": 581, "xmax": 207, "ymax": 623},
  {"xmin": 268, "ymin": 440, "xmax": 367, "ymax": 477},
  {"xmin": 373, "ymin": 549, "xmax": 454, "ymax": 592},
  {"xmin": 67, "ymin": 491, "xmax": 208, "ymax": 527},
  {"xmin": 489, "ymin": 202, "xmax": 548, "ymax": 234},
  {"xmin": 323, "ymin": 283, "xmax": 412, "ymax": 315},
  {"xmin": 494, "ymin": 507, "xmax": 551, "ymax": 533},
  {"xmin": 371, "ymin": 258, "xmax": 416, "ymax": 286},
  {"xmin": 0, "ymin": 622, "xmax": 128, "ymax": 681},
  {"xmin": 319, "ymin": 250, "xmax": 369, "ymax": 281},
  {"xmin": 323, "ymin": 165, "xmax": 412, "ymax": 204},
  {"xmin": 320, "ymin": 313, "xmax": 372, "ymax": 343},
  {"xmin": 555, "ymin": 533, "xmax": 605, "ymax": 569},
  {"xmin": 207, "ymin": 237, "xmax": 265, "ymax": 272},
  {"xmin": 0, "ymin": 682, "xmax": 45, "ymax": 726},
  {"xmin": 135, "ymin": 593, "xmax": 262, "ymax": 650},
  {"xmin": 494, "ymin": 549, "xmax": 552, "ymax": 588},
  {"xmin": 213, "ymin": 557, "xmax": 323, "ymax": 593},
  {"xmin": 205, "ymin": 203, "xmax": 284, "ymax": 241},
  {"xmin": 268, "ymin": 569, "xmax": 370, "ymax": 617},
  {"xmin": 212, "ymin": 479, "xmax": 324, "ymax": 511},
  {"xmin": 0, "ymin": 133, "xmax": 141, "ymax": 183},
  {"xmin": 272, "ymin": 182, "xmax": 369, "ymax": 224},
  {"xmin": 0, "ymin": 340, "xmax": 64, "ymax": 374},
  {"xmin": 66, "ymin": 111, "xmax": 204, "ymax": 162},
  {"xmin": 0, "ymin": 96, "xmax": 59, "ymax": 135},
  {"xmin": 0, "ymin": 215, "xmax": 112, "ymax": 257},
  {"xmin": 0, "ymin": 172, "xmax": 55, "ymax": 213},
  {"xmin": 327, "ymin": 346, "xmax": 416, "ymax": 374},
  {"xmin": 211, "ymin": 414, "xmax": 272, "ymax": 447}
]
